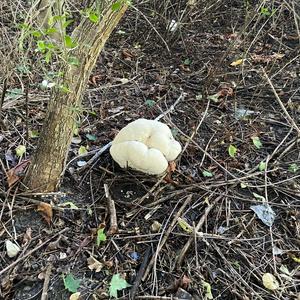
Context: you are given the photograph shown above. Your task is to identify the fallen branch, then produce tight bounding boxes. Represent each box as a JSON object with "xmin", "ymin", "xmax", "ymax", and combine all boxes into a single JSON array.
[{"xmin": 104, "ymin": 183, "xmax": 118, "ymax": 235}]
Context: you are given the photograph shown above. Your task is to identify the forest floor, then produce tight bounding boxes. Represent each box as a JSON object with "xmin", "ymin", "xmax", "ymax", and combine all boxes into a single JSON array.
[{"xmin": 1, "ymin": 1, "xmax": 300, "ymax": 299}]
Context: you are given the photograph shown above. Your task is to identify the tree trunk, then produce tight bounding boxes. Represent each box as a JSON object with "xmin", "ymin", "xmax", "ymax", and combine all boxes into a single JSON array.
[{"xmin": 24, "ymin": 2, "xmax": 128, "ymax": 192}]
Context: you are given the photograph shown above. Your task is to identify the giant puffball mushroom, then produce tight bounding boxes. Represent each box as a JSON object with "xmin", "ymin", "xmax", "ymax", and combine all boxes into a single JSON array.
[{"xmin": 110, "ymin": 119, "xmax": 182, "ymax": 175}]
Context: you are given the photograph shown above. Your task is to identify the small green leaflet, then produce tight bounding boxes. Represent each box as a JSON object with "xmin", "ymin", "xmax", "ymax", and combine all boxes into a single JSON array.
[
  {"xmin": 109, "ymin": 274, "xmax": 131, "ymax": 298},
  {"xmin": 202, "ymin": 281, "xmax": 213, "ymax": 300},
  {"xmin": 78, "ymin": 146, "xmax": 88, "ymax": 155},
  {"xmin": 111, "ymin": 1, "xmax": 122, "ymax": 11},
  {"xmin": 202, "ymin": 170, "xmax": 213, "ymax": 177},
  {"xmin": 259, "ymin": 161, "xmax": 266, "ymax": 171},
  {"xmin": 29, "ymin": 130, "xmax": 39, "ymax": 138},
  {"xmin": 88, "ymin": 12, "xmax": 99, "ymax": 23},
  {"xmin": 207, "ymin": 93, "xmax": 220, "ymax": 103},
  {"xmin": 45, "ymin": 27, "xmax": 57, "ymax": 35},
  {"xmin": 86, "ymin": 134, "xmax": 97, "ymax": 141},
  {"xmin": 177, "ymin": 217, "xmax": 193, "ymax": 233},
  {"xmin": 253, "ymin": 192, "xmax": 265, "ymax": 201},
  {"xmin": 16, "ymin": 145, "xmax": 26, "ymax": 157},
  {"xmin": 59, "ymin": 202, "xmax": 79, "ymax": 210},
  {"xmin": 228, "ymin": 144, "xmax": 237, "ymax": 158},
  {"xmin": 288, "ymin": 163, "xmax": 299, "ymax": 173},
  {"xmin": 252, "ymin": 136, "xmax": 262, "ymax": 149},
  {"xmin": 63, "ymin": 273, "xmax": 80, "ymax": 293},
  {"xmin": 68, "ymin": 56, "xmax": 80, "ymax": 66},
  {"xmin": 96, "ymin": 228, "xmax": 106, "ymax": 246},
  {"xmin": 145, "ymin": 99, "xmax": 155, "ymax": 107},
  {"xmin": 37, "ymin": 40, "xmax": 46, "ymax": 51},
  {"xmin": 183, "ymin": 58, "xmax": 191, "ymax": 65},
  {"xmin": 64, "ymin": 35, "xmax": 76, "ymax": 48}
]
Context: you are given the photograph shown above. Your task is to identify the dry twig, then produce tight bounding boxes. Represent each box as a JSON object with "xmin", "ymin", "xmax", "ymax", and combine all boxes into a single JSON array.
[
  {"xmin": 104, "ymin": 183, "xmax": 118, "ymax": 235},
  {"xmin": 41, "ymin": 263, "xmax": 53, "ymax": 300}
]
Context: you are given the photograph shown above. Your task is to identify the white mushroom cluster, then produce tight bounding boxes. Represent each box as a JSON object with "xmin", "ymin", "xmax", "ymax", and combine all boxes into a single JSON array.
[{"xmin": 110, "ymin": 119, "xmax": 181, "ymax": 175}]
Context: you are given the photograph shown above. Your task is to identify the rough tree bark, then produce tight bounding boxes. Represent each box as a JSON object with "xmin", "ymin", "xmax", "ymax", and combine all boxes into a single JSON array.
[{"xmin": 24, "ymin": 1, "xmax": 128, "ymax": 192}]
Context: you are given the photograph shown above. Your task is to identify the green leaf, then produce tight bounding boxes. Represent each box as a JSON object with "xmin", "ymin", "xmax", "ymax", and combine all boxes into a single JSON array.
[
  {"xmin": 88, "ymin": 12, "xmax": 99, "ymax": 23},
  {"xmin": 45, "ymin": 27, "xmax": 57, "ymax": 35},
  {"xmin": 78, "ymin": 146, "xmax": 88, "ymax": 155},
  {"xmin": 111, "ymin": 1, "xmax": 122, "ymax": 11},
  {"xmin": 207, "ymin": 93, "xmax": 220, "ymax": 103},
  {"xmin": 252, "ymin": 136, "xmax": 262, "ymax": 149},
  {"xmin": 109, "ymin": 274, "xmax": 131, "ymax": 298},
  {"xmin": 260, "ymin": 7, "xmax": 271, "ymax": 16},
  {"xmin": 202, "ymin": 281, "xmax": 213, "ymax": 300},
  {"xmin": 59, "ymin": 85, "xmax": 70, "ymax": 93},
  {"xmin": 64, "ymin": 35, "xmax": 76, "ymax": 48},
  {"xmin": 202, "ymin": 170, "xmax": 213, "ymax": 177},
  {"xmin": 288, "ymin": 163, "xmax": 299, "ymax": 173},
  {"xmin": 29, "ymin": 130, "xmax": 39, "ymax": 138},
  {"xmin": 196, "ymin": 94, "xmax": 203, "ymax": 101},
  {"xmin": 37, "ymin": 40, "xmax": 46, "ymax": 52},
  {"xmin": 228, "ymin": 144, "xmax": 237, "ymax": 158},
  {"xmin": 16, "ymin": 145, "xmax": 26, "ymax": 157},
  {"xmin": 68, "ymin": 56, "xmax": 80, "ymax": 66},
  {"xmin": 44, "ymin": 50, "xmax": 52, "ymax": 63},
  {"xmin": 183, "ymin": 58, "xmax": 191, "ymax": 65},
  {"xmin": 96, "ymin": 228, "xmax": 106, "ymax": 246},
  {"xmin": 177, "ymin": 218, "xmax": 193, "ymax": 233},
  {"xmin": 63, "ymin": 274, "xmax": 80, "ymax": 293},
  {"xmin": 253, "ymin": 192, "xmax": 266, "ymax": 201},
  {"xmin": 63, "ymin": 19, "xmax": 74, "ymax": 28},
  {"xmin": 31, "ymin": 30, "xmax": 42, "ymax": 38},
  {"xmin": 144, "ymin": 99, "xmax": 156, "ymax": 107},
  {"xmin": 59, "ymin": 202, "xmax": 79, "ymax": 210},
  {"xmin": 259, "ymin": 161, "xmax": 266, "ymax": 171},
  {"xmin": 86, "ymin": 134, "xmax": 96, "ymax": 141}
]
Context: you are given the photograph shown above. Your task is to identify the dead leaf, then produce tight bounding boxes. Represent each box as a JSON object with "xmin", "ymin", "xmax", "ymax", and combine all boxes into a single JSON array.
[
  {"xmin": 180, "ymin": 275, "xmax": 191, "ymax": 289},
  {"xmin": 230, "ymin": 58, "xmax": 245, "ymax": 66},
  {"xmin": 87, "ymin": 256, "xmax": 103, "ymax": 272},
  {"xmin": 91, "ymin": 74, "xmax": 103, "ymax": 86},
  {"xmin": 22, "ymin": 227, "xmax": 32, "ymax": 246},
  {"xmin": 217, "ymin": 86, "xmax": 234, "ymax": 97},
  {"xmin": 37, "ymin": 202, "xmax": 53, "ymax": 225},
  {"xmin": 122, "ymin": 49, "xmax": 134, "ymax": 60},
  {"xmin": 6, "ymin": 160, "xmax": 30, "ymax": 187},
  {"xmin": 47, "ymin": 236, "xmax": 62, "ymax": 250},
  {"xmin": 69, "ymin": 292, "xmax": 81, "ymax": 300},
  {"xmin": 168, "ymin": 161, "xmax": 177, "ymax": 173}
]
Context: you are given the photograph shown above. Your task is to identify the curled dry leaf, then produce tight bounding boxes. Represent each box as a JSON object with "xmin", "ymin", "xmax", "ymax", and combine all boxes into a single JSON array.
[
  {"xmin": 37, "ymin": 202, "xmax": 53, "ymax": 225},
  {"xmin": 168, "ymin": 161, "xmax": 177, "ymax": 173},
  {"xmin": 22, "ymin": 227, "xmax": 32, "ymax": 246},
  {"xmin": 262, "ymin": 273, "xmax": 279, "ymax": 290},
  {"xmin": 6, "ymin": 160, "xmax": 30, "ymax": 187},
  {"xmin": 87, "ymin": 256, "xmax": 103, "ymax": 272},
  {"xmin": 6, "ymin": 240, "xmax": 21, "ymax": 258},
  {"xmin": 69, "ymin": 292, "xmax": 81, "ymax": 300}
]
